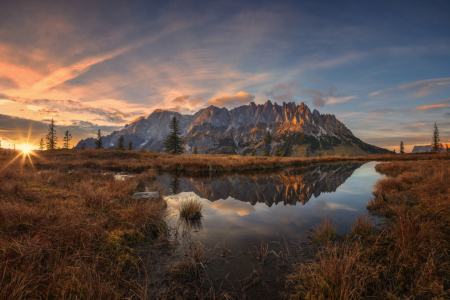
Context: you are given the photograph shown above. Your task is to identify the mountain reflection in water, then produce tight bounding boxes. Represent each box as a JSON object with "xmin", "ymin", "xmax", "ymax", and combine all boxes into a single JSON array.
[
  {"xmin": 157, "ymin": 162, "xmax": 363, "ymax": 207},
  {"xmin": 147, "ymin": 161, "xmax": 383, "ymax": 296}
]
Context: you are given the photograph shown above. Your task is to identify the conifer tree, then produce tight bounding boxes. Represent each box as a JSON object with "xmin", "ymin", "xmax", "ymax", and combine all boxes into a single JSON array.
[
  {"xmin": 95, "ymin": 130, "xmax": 103, "ymax": 150},
  {"xmin": 274, "ymin": 145, "xmax": 282, "ymax": 157},
  {"xmin": 264, "ymin": 131, "xmax": 272, "ymax": 145},
  {"xmin": 264, "ymin": 131, "xmax": 272, "ymax": 156},
  {"xmin": 164, "ymin": 116, "xmax": 184, "ymax": 154},
  {"xmin": 38, "ymin": 138, "xmax": 44, "ymax": 150},
  {"xmin": 400, "ymin": 141, "xmax": 404, "ymax": 154},
  {"xmin": 250, "ymin": 149, "xmax": 255, "ymax": 156},
  {"xmin": 192, "ymin": 147, "xmax": 198, "ymax": 154},
  {"xmin": 0, "ymin": 139, "xmax": 2, "ymax": 149},
  {"xmin": 63, "ymin": 130, "xmax": 72, "ymax": 149},
  {"xmin": 46, "ymin": 118, "xmax": 57, "ymax": 150},
  {"xmin": 432, "ymin": 122, "xmax": 441, "ymax": 152},
  {"xmin": 117, "ymin": 136, "xmax": 125, "ymax": 150},
  {"xmin": 128, "ymin": 141, "xmax": 133, "ymax": 150},
  {"xmin": 81, "ymin": 143, "xmax": 87, "ymax": 150},
  {"xmin": 393, "ymin": 149, "xmax": 396, "ymax": 154},
  {"xmin": 171, "ymin": 178, "xmax": 180, "ymax": 194},
  {"xmin": 228, "ymin": 147, "xmax": 234, "ymax": 155}
]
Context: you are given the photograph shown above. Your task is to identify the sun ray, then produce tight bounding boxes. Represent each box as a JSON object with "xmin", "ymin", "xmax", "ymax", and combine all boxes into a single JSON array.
[
  {"xmin": 20, "ymin": 150, "xmax": 27, "ymax": 165},
  {"xmin": 26, "ymin": 152, "xmax": 36, "ymax": 172},
  {"xmin": 0, "ymin": 152, "xmax": 23, "ymax": 172}
]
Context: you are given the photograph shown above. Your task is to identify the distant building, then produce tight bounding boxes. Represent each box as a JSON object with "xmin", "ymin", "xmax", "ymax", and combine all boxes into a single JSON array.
[{"xmin": 411, "ymin": 144, "xmax": 447, "ymax": 153}]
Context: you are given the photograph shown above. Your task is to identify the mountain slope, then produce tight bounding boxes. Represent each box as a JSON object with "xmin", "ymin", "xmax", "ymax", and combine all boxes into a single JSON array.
[{"xmin": 75, "ymin": 101, "xmax": 390, "ymax": 157}]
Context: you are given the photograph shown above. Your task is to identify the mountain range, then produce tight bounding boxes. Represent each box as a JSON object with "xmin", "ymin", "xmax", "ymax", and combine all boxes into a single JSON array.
[{"xmin": 75, "ymin": 101, "xmax": 390, "ymax": 157}]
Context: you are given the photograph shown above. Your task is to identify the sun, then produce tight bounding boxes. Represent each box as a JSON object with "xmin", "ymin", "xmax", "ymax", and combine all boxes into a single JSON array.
[{"xmin": 20, "ymin": 143, "xmax": 34, "ymax": 154}]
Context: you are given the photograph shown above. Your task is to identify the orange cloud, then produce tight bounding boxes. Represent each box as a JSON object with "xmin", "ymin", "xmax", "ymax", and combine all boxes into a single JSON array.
[
  {"xmin": 414, "ymin": 123, "xmax": 426, "ymax": 126},
  {"xmin": 0, "ymin": 62, "xmax": 42, "ymax": 88},
  {"xmin": 207, "ymin": 91, "xmax": 255, "ymax": 107},
  {"xmin": 413, "ymin": 104, "xmax": 450, "ymax": 111},
  {"xmin": 172, "ymin": 95, "xmax": 190, "ymax": 104}
]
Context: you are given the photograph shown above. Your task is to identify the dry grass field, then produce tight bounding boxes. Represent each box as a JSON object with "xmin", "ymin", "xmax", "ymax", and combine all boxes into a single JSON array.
[
  {"xmin": 1, "ymin": 150, "xmax": 450, "ymax": 299},
  {"xmin": 10, "ymin": 149, "xmax": 450, "ymax": 173},
  {"xmin": 0, "ymin": 153, "xmax": 167, "ymax": 299},
  {"xmin": 287, "ymin": 159, "xmax": 450, "ymax": 299}
]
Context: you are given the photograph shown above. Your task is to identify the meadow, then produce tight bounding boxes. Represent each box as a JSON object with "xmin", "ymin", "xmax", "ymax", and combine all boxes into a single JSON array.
[
  {"xmin": 0, "ymin": 152, "xmax": 167, "ymax": 299},
  {"xmin": 1, "ymin": 150, "xmax": 450, "ymax": 299},
  {"xmin": 12, "ymin": 149, "xmax": 450, "ymax": 173}
]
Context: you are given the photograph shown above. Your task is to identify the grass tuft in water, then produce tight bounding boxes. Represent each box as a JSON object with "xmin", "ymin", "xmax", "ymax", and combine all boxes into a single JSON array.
[
  {"xmin": 311, "ymin": 217, "xmax": 337, "ymax": 244},
  {"xmin": 179, "ymin": 198, "xmax": 204, "ymax": 220}
]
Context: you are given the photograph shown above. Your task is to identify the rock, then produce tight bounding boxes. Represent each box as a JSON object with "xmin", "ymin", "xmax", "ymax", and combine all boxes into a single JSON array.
[
  {"xmin": 132, "ymin": 192, "xmax": 160, "ymax": 199},
  {"xmin": 114, "ymin": 174, "xmax": 134, "ymax": 181}
]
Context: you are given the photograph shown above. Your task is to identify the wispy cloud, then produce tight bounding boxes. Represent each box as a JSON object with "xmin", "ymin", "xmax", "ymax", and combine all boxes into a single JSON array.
[
  {"xmin": 413, "ymin": 104, "xmax": 450, "ymax": 111},
  {"xmin": 413, "ymin": 97, "xmax": 450, "ymax": 111},
  {"xmin": 369, "ymin": 78, "xmax": 450, "ymax": 97},
  {"xmin": 304, "ymin": 87, "xmax": 356, "ymax": 107},
  {"xmin": 300, "ymin": 52, "xmax": 368, "ymax": 71},
  {"xmin": 265, "ymin": 81, "xmax": 302, "ymax": 102},
  {"xmin": 0, "ymin": 93, "xmax": 144, "ymax": 123},
  {"xmin": 264, "ymin": 82, "xmax": 356, "ymax": 107},
  {"xmin": 30, "ymin": 48, "xmax": 132, "ymax": 93},
  {"xmin": 327, "ymin": 96, "xmax": 356, "ymax": 104}
]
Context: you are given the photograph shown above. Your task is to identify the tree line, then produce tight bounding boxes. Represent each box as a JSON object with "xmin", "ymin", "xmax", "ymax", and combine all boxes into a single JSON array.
[
  {"xmin": 38, "ymin": 119, "xmax": 133, "ymax": 151},
  {"xmin": 34, "ymin": 117, "xmax": 449, "ymax": 155}
]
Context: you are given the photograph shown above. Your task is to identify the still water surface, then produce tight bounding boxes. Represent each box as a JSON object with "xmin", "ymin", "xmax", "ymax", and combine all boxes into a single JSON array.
[{"xmin": 156, "ymin": 161, "xmax": 383, "ymax": 252}]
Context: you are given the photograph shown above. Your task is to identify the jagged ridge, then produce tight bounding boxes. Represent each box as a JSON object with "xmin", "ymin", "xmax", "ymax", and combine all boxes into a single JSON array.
[{"xmin": 75, "ymin": 101, "xmax": 390, "ymax": 157}]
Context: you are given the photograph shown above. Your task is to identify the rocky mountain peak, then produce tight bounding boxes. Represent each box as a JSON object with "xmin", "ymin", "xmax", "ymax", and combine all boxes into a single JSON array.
[
  {"xmin": 264, "ymin": 100, "xmax": 273, "ymax": 107},
  {"xmin": 75, "ymin": 100, "xmax": 389, "ymax": 157}
]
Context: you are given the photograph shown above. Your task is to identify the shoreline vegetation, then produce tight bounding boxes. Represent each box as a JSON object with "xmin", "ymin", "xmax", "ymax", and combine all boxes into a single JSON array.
[
  {"xmin": 1, "ymin": 151, "xmax": 449, "ymax": 298},
  {"xmin": 288, "ymin": 159, "xmax": 450, "ymax": 299},
  {"xmin": 12, "ymin": 149, "xmax": 450, "ymax": 173}
]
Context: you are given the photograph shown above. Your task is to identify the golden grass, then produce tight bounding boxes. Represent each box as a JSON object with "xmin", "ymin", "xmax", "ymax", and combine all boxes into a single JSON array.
[
  {"xmin": 288, "ymin": 159, "xmax": 450, "ymax": 299},
  {"xmin": 311, "ymin": 217, "xmax": 337, "ymax": 244},
  {"xmin": 179, "ymin": 198, "xmax": 204, "ymax": 220},
  {"xmin": 9, "ymin": 149, "xmax": 450, "ymax": 174},
  {"xmin": 288, "ymin": 243, "xmax": 377, "ymax": 300},
  {"xmin": 2, "ymin": 151, "xmax": 450, "ymax": 298},
  {"xmin": 351, "ymin": 215, "xmax": 373, "ymax": 237},
  {"xmin": 0, "ymin": 156, "xmax": 167, "ymax": 299}
]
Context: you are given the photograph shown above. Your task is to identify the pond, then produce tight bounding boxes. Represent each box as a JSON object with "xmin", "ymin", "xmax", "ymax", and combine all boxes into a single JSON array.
[
  {"xmin": 158, "ymin": 161, "xmax": 382, "ymax": 250},
  {"xmin": 149, "ymin": 161, "xmax": 383, "ymax": 297}
]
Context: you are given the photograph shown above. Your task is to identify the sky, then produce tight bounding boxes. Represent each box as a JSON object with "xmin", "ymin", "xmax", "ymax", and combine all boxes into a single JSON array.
[{"xmin": 0, "ymin": 0, "xmax": 449, "ymax": 152}]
